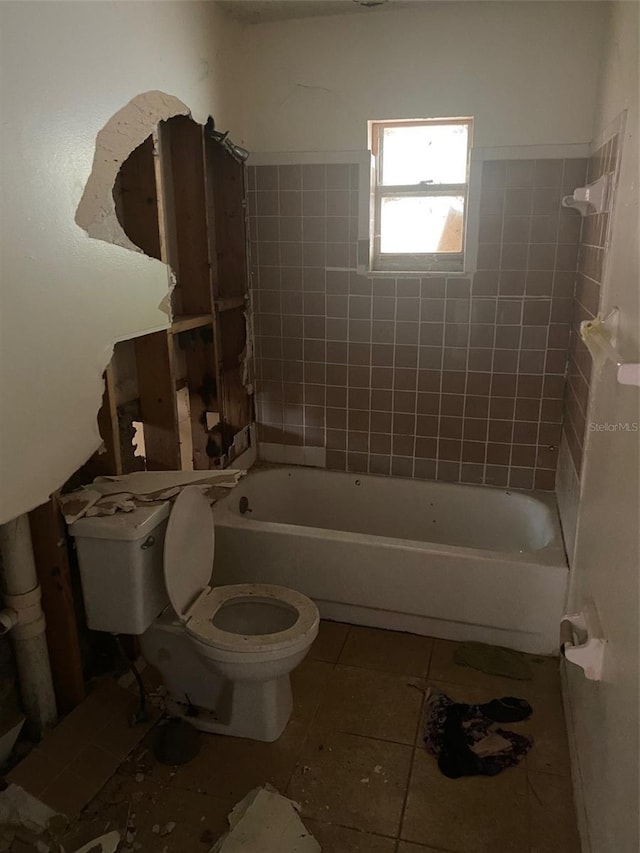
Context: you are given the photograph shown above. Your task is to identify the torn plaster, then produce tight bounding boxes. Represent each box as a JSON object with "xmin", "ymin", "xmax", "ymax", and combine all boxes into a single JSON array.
[
  {"xmin": 75, "ymin": 91, "xmax": 189, "ymax": 253},
  {"xmin": 0, "ymin": 1, "xmax": 246, "ymax": 526}
]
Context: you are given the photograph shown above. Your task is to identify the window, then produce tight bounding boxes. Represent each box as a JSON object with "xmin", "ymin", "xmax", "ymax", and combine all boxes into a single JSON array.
[{"xmin": 369, "ymin": 118, "xmax": 473, "ymax": 273}]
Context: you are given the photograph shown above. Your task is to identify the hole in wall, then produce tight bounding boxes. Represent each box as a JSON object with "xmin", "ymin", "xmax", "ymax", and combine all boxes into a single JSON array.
[
  {"xmin": 131, "ymin": 421, "xmax": 146, "ymax": 460},
  {"xmin": 74, "ymin": 93, "xmax": 253, "ymax": 480},
  {"xmin": 112, "ymin": 136, "xmax": 162, "ymax": 260}
]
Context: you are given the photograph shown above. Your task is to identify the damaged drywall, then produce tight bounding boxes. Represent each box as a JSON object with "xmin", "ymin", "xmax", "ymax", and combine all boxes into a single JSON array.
[
  {"xmin": 76, "ymin": 91, "xmax": 189, "ymax": 253},
  {"xmin": 1, "ymin": 1, "xmax": 246, "ymax": 526}
]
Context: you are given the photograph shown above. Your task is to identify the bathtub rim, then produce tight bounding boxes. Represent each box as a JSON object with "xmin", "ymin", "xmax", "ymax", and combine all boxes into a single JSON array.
[{"xmin": 212, "ymin": 465, "xmax": 568, "ymax": 570}]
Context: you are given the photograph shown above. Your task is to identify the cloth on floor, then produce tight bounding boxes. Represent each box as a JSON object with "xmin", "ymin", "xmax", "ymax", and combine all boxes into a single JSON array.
[
  {"xmin": 453, "ymin": 641, "xmax": 532, "ymax": 680},
  {"xmin": 423, "ymin": 687, "xmax": 533, "ymax": 779}
]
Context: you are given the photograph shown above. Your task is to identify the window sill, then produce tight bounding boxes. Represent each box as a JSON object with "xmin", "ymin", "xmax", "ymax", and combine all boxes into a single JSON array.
[{"xmin": 361, "ymin": 266, "xmax": 476, "ymax": 278}]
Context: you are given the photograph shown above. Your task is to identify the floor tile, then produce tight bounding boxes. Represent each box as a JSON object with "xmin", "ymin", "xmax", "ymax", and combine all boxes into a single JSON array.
[
  {"xmin": 315, "ymin": 664, "xmax": 423, "ymax": 744},
  {"xmin": 33, "ymin": 626, "xmax": 581, "ymax": 853},
  {"xmin": 166, "ymin": 723, "xmax": 304, "ymax": 802},
  {"xmin": 339, "ymin": 626, "xmax": 434, "ymax": 677},
  {"xmin": 310, "ymin": 619, "xmax": 350, "ymax": 662},
  {"xmin": 126, "ymin": 657, "xmax": 333, "ymax": 802},
  {"xmin": 291, "ymin": 658, "xmax": 335, "ymax": 727},
  {"xmin": 288, "ymin": 728, "xmax": 413, "ymax": 837},
  {"xmin": 429, "ymin": 639, "xmax": 561, "ymax": 698},
  {"xmin": 401, "ymin": 748, "xmax": 529, "ymax": 852},
  {"xmin": 9, "ymin": 679, "xmax": 155, "ymax": 817},
  {"xmin": 529, "ymin": 771, "xmax": 581, "ymax": 852},
  {"xmin": 66, "ymin": 744, "xmax": 121, "ymax": 790},
  {"xmin": 304, "ymin": 819, "xmax": 397, "ymax": 851},
  {"xmin": 517, "ymin": 691, "xmax": 571, "ymax": 777},
  {"xmin": 7, "ymin": 745, "xmax": 62, "ymax": 796},
  {"xmin": 39, "ymin": 769, "xmax": 93, "ymax": 818},
  {"xmin": 96, "ymin": 772, "xmax": 232, "ymax": 852}
]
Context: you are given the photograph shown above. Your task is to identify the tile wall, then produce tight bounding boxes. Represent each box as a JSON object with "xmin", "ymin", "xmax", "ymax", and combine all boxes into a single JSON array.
[
  {"xmin": 562, "ymin": 133, "xmax": 620, "ymax": 477},
  {"xmin": 249, "ymin": 156, "xmax": 587, "ymax": 491}
]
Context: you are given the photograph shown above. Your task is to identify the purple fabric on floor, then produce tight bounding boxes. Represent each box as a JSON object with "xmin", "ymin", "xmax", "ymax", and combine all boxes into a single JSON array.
[{"xmin": 423, "ymin": 688, "xmax": 533, "ymax": 778}]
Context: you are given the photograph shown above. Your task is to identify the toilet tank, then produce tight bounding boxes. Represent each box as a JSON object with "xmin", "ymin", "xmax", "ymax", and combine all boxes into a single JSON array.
[{"xmin": 70, "ymin": 503, "xmax": 171, "ymax": 635}]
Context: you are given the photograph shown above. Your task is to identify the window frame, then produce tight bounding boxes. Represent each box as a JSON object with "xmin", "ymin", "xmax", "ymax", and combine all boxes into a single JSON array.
[{"xmin": 369, "ymin": 117, "xmax": 474, "ymax": 274}]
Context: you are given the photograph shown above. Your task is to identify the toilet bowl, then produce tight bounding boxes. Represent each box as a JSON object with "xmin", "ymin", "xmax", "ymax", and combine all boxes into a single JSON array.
[{"xmin": 70, "ymin": 485, "xmax": 319, "ymax": 742}]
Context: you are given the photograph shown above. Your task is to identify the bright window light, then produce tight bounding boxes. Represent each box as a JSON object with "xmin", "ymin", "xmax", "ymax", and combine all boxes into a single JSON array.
[{"xmin": 369, "ymin": 118, "xmax": 472, "ymax": 273}]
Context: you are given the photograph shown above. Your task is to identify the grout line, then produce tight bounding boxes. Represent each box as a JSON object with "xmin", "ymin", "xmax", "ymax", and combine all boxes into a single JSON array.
[
  {"xmin": 335, "ymin": 622, "xmax": 352, "ymax": 663},
  {"xmin": 396, "ymin": 730, "xmax": 418, "ymax": 845}
]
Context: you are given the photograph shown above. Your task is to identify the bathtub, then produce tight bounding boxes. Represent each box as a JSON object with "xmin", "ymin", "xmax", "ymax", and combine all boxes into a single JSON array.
[{"xmin": 211, "ymin": 466, "xmax": 568, "ymax": 654}]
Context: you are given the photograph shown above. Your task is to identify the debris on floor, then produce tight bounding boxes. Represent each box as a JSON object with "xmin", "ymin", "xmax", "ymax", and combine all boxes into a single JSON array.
[
  {"xmin": 64, "ymin": 829, "xmax": 120, "ymax": 853},
  {"xmin": 0, "ymin": 784, "xmax": 66, "ymax": 852},
  {"xmin": 59, "ymin": 801, "xmax": 130, "ymax": 853},
  {"xmin": 453, "ymin": 641, "xmax": 532, "ymax": 680},
  {"xmin": 0, "ymin": 784, "xmax": 59, "ymax": 835},
  {"xmin": 152, "ymin": 718, "xmax": 200, "ymax": 765},
  {"xmin": 422, "ymin": 687, "xmax": 533, "ymax": 778},
  {"xmin": 211, "ymin": 785, "xmax": 320, "ymax": 852}
]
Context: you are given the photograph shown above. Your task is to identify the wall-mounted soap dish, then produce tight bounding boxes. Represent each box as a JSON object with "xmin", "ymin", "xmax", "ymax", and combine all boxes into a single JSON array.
[
  {"xmin": 580, "ymin": 307, "xmax": 640, "ymax": 386},
  {"xmin": 562, "ymin": 173, "xmax": 611, "ymax": 216},
  {"xmin": 560, "ymin": 607, "xmax": 606, "ymax": 681}
]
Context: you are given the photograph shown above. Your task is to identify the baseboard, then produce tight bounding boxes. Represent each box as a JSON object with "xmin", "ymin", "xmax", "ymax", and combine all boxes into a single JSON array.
[{"xmin": 560, "ymin": 661, "xmax": 592, "ymax": 853}]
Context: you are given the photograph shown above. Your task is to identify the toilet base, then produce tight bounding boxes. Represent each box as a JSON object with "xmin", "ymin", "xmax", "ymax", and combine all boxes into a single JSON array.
[
  {"xmin": 165, "ymin": 675, "xmax": 293, "ymax": 742},
  {"xmin": 140, "ymin": 613, "xmax": 294, "ymax": 742}
]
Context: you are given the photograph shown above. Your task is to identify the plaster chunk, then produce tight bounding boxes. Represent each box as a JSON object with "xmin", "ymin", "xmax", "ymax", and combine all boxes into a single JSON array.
[{"xmin": 75, "ymin": 91, "xmax": 190, "ymax": 252}]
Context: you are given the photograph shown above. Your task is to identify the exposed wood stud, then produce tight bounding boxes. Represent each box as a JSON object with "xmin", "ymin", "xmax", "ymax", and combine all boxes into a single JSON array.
[{"xmin": 28, "ymin": 498, "xmax": 85, "ymax": 714}]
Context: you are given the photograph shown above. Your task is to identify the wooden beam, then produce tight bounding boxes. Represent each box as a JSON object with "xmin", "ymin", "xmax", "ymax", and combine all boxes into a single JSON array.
[
  {"xmin": 134, "ymin": 331, "xmax": 181, "ymax": 470},
  {"xmin": 28, "ymin": 499, "xmax": 85, "ymax": 714},
  {"xmin": 96, "ymin": 364, "xmax": 123, "ymax": 476},
  {"xmin": 205, "ymin": 141, "xmax": 248, "ymax": 299},
  {"xmin": 170, "ymin": 313, "xmax": 213, "ymax": 334},
  {"xmin": 176, "ymin": 327, "xmax": 218, "ymax": 470},
  {"xmin": 164, "ymin": 116, "xmax": 211, "ymax": 314}
]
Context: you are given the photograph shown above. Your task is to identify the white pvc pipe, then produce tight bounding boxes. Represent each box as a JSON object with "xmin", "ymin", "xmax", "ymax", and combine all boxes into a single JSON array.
[{"xmin": 0, "ymin": 515, "xmax": 57, "ymax": 732}]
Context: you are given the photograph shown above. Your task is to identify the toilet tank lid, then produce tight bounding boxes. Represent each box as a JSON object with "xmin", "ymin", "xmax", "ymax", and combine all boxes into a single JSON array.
[{"xmin": 69, "ymin": 502, "xmax": 171, "ymax": 541}]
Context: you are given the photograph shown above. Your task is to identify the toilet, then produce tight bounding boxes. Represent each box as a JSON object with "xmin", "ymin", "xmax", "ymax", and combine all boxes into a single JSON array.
[{"xmin": 70, "ymin": 485, "xmax": 319, "ymax": 742}]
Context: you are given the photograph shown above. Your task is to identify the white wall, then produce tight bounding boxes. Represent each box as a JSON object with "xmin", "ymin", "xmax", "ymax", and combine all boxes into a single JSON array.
[
  {"xmin": 241, "ymin": 1, "xmax": 607, "ymax": 151},
  {"xmin": 564, "ymin": 3, "xmax": 639, "ymax": 851},
  {"xmin": 0, "ymin": 1, "xmax": 243, "ymax": 523}
]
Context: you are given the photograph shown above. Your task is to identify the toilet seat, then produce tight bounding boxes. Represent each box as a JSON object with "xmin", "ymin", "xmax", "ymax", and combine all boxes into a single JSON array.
[
  {"xmin": 163, "ymin": 486, "xmax": 215, "ymax": 619},
  {"xmin": 185, "ymin": 583, "xmax": 319, "ymax": 653},
  {"xmin": 164, "ymin": 487, "xmax": 318, "ymax": 655}
]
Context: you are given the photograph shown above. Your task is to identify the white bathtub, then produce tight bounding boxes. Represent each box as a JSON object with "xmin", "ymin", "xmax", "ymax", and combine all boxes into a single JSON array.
[{"xmin": 211, "ymin": 466, "xmax": 568, "ymax": 654}]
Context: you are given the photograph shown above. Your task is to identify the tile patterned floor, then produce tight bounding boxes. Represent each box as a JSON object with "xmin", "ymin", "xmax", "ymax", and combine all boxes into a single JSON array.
[{"xmin": 81, "ymin": 622, "xmax": 581, "ymax": 852}]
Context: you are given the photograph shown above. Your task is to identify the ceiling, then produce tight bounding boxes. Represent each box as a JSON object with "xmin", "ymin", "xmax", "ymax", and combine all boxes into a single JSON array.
[{"xmin": 216, "ymin": 0, "xmax": 415, "ymax": 25}]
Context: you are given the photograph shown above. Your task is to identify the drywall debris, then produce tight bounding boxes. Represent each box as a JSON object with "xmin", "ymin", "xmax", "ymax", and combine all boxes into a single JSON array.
[
  {"xmin": 0, "ymin": 785, "xmax": 59, "ymax": 835},
  {"xmin": 211, "ymin": 786, "xmax": 320, "ymax": 852},
  {"xmin": 159, "ymin": 822, "xmax": 176, "ymax": 837},
  {"xmin": 65, "ymin": 829, "xmax": 120, "ymax": 853},
  {"xmin": 59, "ymin": 469, "xmax": 246, "ymax": 524},
  {"xmin": 75, "ymin": 91, "xmax": 189, "ymax": 253},
  {"xmin": 91, "ymin": 469, "xmax": 244, "ymax": 496},
  {"xmin": 58, "ymin": 491, "xmax": 102, "ymax": 524}
]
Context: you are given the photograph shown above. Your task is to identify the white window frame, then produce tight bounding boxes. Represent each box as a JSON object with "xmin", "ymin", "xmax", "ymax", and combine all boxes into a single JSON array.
[{"xmin": 369, "ymin": 117, "xmax": 474, "ymax": 274}]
